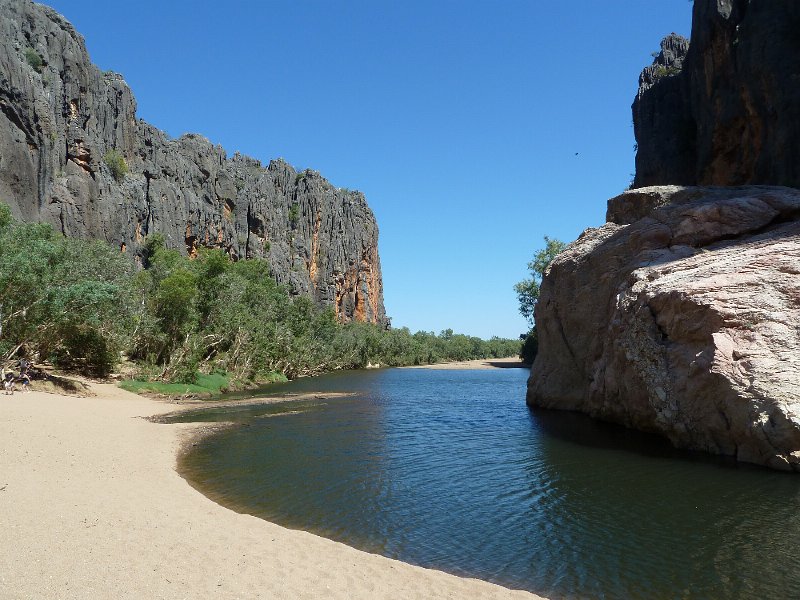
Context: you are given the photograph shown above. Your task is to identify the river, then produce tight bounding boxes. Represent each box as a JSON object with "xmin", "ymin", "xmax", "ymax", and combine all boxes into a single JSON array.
[{"xmin": 170, "ymin": 367, "xmax": 800, "ymax": 599}]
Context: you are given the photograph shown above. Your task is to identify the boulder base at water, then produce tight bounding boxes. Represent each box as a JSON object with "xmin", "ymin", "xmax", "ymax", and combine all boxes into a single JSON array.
[{"xmin": 528, "ymin": 186, "xmax": 800, "ymax": 471}]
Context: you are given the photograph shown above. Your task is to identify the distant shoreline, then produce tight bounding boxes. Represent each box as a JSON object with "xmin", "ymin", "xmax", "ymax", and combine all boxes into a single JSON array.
[{"xmin": 401, "ymin": 356, "xmax": 528, "ymax": 370}]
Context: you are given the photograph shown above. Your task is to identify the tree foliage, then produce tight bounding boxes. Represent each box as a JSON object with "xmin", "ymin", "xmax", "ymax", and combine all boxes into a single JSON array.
[
  {"xmin": 0, "ymin": 203, "xmax": 521, "ymax": 382},
  {"xmin": 519, "ymin": 328, "xmax": 538, "ymax": 365},
  {"xmin": 514, "ymin": 236, "xmax": 566, "ymax": 327},
  {"xmin": 0, "ymin": 218, "xmax": 133, "ymax": 375},
  {"xmin": 515, "ymin": 236, "xmax": 565, "ymax": 364}
]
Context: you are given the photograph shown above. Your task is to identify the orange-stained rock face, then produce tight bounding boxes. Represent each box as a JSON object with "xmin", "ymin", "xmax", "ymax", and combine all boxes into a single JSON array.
[
  {"xmin": 365, "ymin": 244, "xmax": 383, "ymax": 324},
  {"xmin": 330, "ymin": 239, "xmax": 385, "ymax": 326}
]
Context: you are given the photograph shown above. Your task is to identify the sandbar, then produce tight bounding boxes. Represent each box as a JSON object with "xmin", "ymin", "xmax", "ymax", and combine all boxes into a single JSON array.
[
  {"xmin": 402, "ymin": 356, "xmax": 528, "ymax": 370},
  {"xmin": 0, "ymin": 383, "xmax": 543, "ymax": 599}
]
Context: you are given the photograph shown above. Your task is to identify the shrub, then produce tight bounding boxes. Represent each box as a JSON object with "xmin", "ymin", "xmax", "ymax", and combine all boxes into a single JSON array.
[
  {"xmin": 654, "ymin": 65, "xmax": 681, "ymax": 79},
  {"xmin": 165, "ymin": 350, "xmax": 200, "ymax": 384},
  {"xmin": 288, "ymin": 203, "xmax": 300, "ymax": 227},
  {"xmin": 103, "ymin": 150, "xmax": 128, "ymax": 182},
  {"xmin": 0, "ymin": 202, "xmax": 12, "ymax": 231},
  {"xmin": 24, "ymin": 48, "xmax": 43, "ymax": 72},
  {"xmin": 520, "ymin": 330, "xmax": 538, "ymax": 365},
  {"xmin": 51, "ymin": 324, "xmax": 116, "ymax": 377}
]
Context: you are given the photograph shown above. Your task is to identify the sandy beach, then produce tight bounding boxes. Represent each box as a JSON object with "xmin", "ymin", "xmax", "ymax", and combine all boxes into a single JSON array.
[
  {"xmin": 402, "ymin": 357, "xmax": 528, "ymax": 370},
  {"xmin": 0, "ymin": 383, "xmax": 542, "ymax": 599}
]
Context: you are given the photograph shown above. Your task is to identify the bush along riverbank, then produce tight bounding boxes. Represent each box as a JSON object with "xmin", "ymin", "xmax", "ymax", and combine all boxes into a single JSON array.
[{"xmin": 0, "ymin": 203, "xmax": 521, "ymax": 388}]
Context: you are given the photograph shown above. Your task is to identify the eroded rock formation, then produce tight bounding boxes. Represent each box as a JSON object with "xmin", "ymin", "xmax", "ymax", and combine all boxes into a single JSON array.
[
  {"xmin": 633, "ymin": 0, "xmax": 800, "ymax": 188},
  {"xmin": 0, "ymin": 0, "xmax": 386, "ymax": 325},
  {"xmin": 528, "ymin": 186, "xmax": 800, "ymax": 470},
  {"xmin": 528, "ymin": 1, "xmax": 800, "ymax": 471}
]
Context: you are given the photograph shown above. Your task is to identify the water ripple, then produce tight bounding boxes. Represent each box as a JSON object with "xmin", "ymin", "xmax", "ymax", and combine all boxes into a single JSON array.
[{"xmin": 177, "ymin": 368, "xmax": 800, "ymax": 599}]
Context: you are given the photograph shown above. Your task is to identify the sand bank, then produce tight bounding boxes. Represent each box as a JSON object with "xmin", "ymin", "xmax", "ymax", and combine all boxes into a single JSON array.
[
  {"xmin": 402, "ymin": 356, "xmax": 528, "ymax": 370},
  {"xmin": 0, "ymin": 383, "xmax": 542, "ymax": 599}
]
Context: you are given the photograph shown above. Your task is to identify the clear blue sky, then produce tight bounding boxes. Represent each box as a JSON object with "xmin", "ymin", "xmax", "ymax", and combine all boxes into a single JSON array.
[{"xmin": 45, "ymin": 0, "xmax": 692, "ymax": 339}]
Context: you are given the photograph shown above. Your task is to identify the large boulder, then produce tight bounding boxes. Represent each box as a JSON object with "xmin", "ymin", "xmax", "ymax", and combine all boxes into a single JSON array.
[
  {"xmin": 0, "ymin": 0, "xmax": 386, "ymax": 325},
  {"xmin": 528, "ymin": 186, "xmax": 800, "ymax": 471}
]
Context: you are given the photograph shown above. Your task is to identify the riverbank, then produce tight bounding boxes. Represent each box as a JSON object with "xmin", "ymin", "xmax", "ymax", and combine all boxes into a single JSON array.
[
  {"xmin": 0, "ymin": 383, "xmax": 541, "ymax": 599},
  {"xmin": 402, "ymin": 356, "xmax": 528, "ymax": 370}
]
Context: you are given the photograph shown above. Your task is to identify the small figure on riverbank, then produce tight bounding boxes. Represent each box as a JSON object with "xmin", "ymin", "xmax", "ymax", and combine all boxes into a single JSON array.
[
  {"xmin": 18, "ymin": 370, "xmax": 30, "ymax": 392},
  {"xmin": 3, "ymin": 372, "xmax": 15, "ymax": 395}
]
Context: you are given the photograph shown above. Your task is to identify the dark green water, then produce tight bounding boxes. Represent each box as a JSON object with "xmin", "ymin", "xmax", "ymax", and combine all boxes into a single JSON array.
[{"xmin": 172, "ymin": 368, "xmax": 800, "ymax": 599}]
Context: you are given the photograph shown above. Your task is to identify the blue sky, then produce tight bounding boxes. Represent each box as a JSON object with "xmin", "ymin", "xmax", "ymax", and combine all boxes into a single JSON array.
[{"xmin": 45, "ymin": 0, "xmax": 693, "ymax": 339}]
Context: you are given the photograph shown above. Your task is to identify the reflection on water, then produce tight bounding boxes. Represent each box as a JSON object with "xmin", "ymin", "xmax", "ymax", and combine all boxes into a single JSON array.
[{"xmin": 172, "ymin": 368, "xmax": 800, "ymax": 599}]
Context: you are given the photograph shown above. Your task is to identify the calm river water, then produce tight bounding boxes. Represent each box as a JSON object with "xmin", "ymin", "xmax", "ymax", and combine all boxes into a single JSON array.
[{"xmin": 173, "ymin": 367, "xmax": 800, "ymax": 599}]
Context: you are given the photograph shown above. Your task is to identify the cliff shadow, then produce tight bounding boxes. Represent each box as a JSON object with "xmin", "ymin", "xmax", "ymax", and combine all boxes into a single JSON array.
[{"xmin": 527, "ymin": 406, "xmax": 743, "ymax": 468}]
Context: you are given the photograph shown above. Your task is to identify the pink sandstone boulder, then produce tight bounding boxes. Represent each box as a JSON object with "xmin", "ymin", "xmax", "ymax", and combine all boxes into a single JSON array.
[{"xmin": 528, "ymin": 186, "xmax": 800, "ymax": 471}]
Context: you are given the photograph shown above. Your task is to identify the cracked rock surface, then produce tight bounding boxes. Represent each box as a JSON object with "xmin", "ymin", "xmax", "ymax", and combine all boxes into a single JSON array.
[
  {"xmin": 0, "ymin": 0, "xmax": 386, "ymax": 325},
  {"xmin": 528, "ymin": 186, "xmax": 800, "ymax": 471}
]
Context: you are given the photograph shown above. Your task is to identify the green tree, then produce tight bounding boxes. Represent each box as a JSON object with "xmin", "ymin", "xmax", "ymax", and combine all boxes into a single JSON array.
[
  {"xmin": 515, "ymin": 236, "xmax": 565, "ymax": 365},
  {"xmin": 152, "ymin": 269, "xmax": 198, "ymax": 352},
  {"xmin": 191, "ymin": 248, "xmax": 231, "ymax": 324},
  {"xmin": 0, "ymin": 199, "xmax": 528, "ymax": 382},
  {"xmin": 141, "ymin": 233, "xmax": 165, "ymax": 268},
  {"xmin": 288, "ymin": 203, "xmax": 300, "ymax": 227},
  {"xmin": 514, "ymin": 236, "xmax": 566, "ymax": 327},
  {"xmin": 0, "ymin": 214, "xmax": 134, "ymax": 375}
]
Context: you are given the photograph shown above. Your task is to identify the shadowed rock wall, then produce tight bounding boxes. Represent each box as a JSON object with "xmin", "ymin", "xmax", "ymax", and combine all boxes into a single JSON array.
[
  {"xmin": 633, "ymin": 0, "xmax": 800, "ymax": 188},
  {"xmin": 0, "ymin": 0, "xmax": 387, "ymax": 325}
]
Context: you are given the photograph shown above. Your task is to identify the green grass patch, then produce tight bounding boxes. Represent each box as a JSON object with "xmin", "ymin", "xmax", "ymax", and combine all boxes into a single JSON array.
[
  {"xmin": 118, "ymin": 371, "xmax": 287, "ymax": 396},
  {"xmin": 119, "ymin": 372, "xmax": 231, "ymax": 396},
  {"xmin": 255, "ymin": 371, "xmax": 288, "ymax": 385}
]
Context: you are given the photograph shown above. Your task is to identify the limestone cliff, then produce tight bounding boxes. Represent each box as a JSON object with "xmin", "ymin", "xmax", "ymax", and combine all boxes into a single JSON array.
[
  {"xmin": 528, "ymin": 186, "xmax": 800, "ymax": 471},
  {"xmin": 633, "ymin": 0, "xmax": 800, "ymax": 188},
  {"xmin": 0, "ymin": 0, "xmax": 387, "ymax": 325}
]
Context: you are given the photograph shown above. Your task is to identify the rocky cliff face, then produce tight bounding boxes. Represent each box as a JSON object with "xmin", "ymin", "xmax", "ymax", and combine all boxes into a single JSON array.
[
  {"xmin": 527, "ymin": 1, "xmax": 800, "ymax": 470},
  {"xmin": 0, "ymin": 0, "xmax": 387, "ymax": 325},
  {"xmin": 528, "ymin": 186, "xmax": 800, "ymax": 470},
  {"xmin": 633, "ymin": 0, "xmax": 800, "ymax": 188}
]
